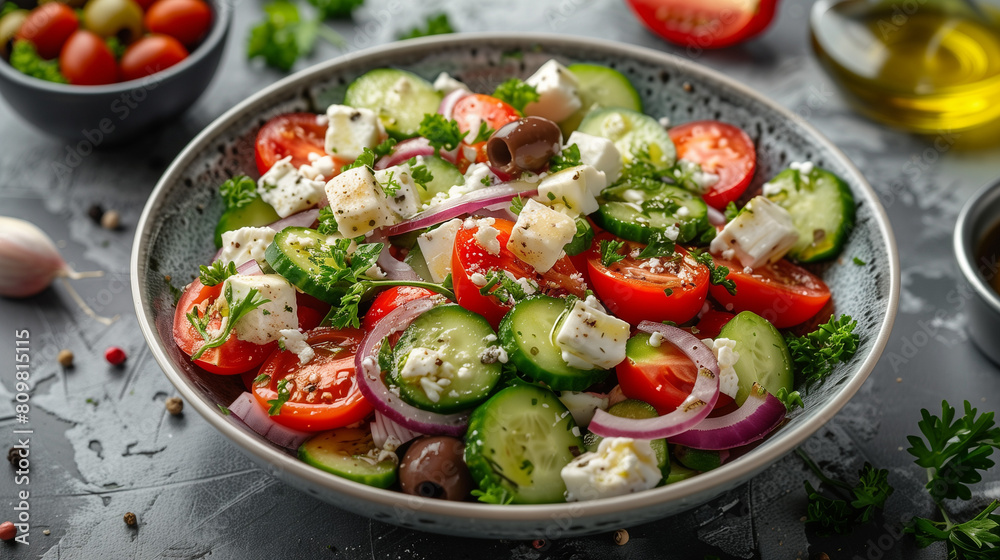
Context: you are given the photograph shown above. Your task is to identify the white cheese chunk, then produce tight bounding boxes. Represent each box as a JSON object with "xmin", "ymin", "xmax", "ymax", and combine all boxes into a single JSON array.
[
  {"xmin": 399, "ymin": 347, "xmax": 455, "ymax": 404},
  {"xmin": 222, "ymin": 274, "xmax": 298, "ymax": 345},
  {"xmin": 562, "ymin": 437, "xmax": 661, "ymax": 501},
  {"xmin": 324, "ymin": 104, "xmax": 386, "ymax": 160},
  {"xmin": 506, "ymin": 199, "xmax": 576, "ymax": 273},
  {"xmin": 417, "ymin": 218, "xmax": 463, "ymax": 283},
  {"xmin": 535, "ymin": 164, "xmax": 604, "ymax": 216},
  {"xmin": 279, "ymin": 328, "xmax": 315, "ymax": 366},
  {"xmin": 555, "ymin": 298, "xmax": 629, "ymax": 370},
  {"xmin": 702, "ymin": 337, "xmax": 740, "ymax": 399},
  {"xmin": 709, "ymin": 196, "xmax": 799, "ymax": 269},
  {"xmin": 523, "ymin": 60, "xmax": 582, "ymax": 123},
  {"xmin": 323, "ymin": 167, "xmax": 396, "ymax": 237},
  {"xmin": 257, "ymin": 156, "xmax": 327, "ymax": 218},
  {"xmin": 558, "ymin": 391, "xmax": 609, "ymax": 428},
  {"xmin": 473, "ymin": 218, "xmax": 502, "ymax": 255},
  {"xmin": 299, "ymin": 154, "xmax": 338, "ymax": 182},
  {"xmin": 566, "ymin": 131, "xmax": 623, "ymax": 185},
  {"xmin": 219, "ymin": 226, "xmax": 276, "ymax": 268},
  {"xmin": 433, "ymin": 72, "xmax": 469, "ymax": 94},
  {"xmin": 374, "ymin": 164, "xmax": 421, "ymax": 220}
]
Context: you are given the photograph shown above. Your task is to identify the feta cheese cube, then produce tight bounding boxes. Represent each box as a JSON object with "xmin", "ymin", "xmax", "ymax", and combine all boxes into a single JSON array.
[
  {"xmin": 324, "ymin": 167, "xmax": 396, "ymax": 237},
  {"xmin": 702, "ymin": 337, "xmax": 740, "ymax": 399},
  {"xmin": 566, "ymin": 131, "xmax": 623, "ymax": 185},
  {"xmin": 535, "ymin": 164, "xmax": 604, "ymax": 216},
  {"xmin": 506, "ymin": 199, "xmax": 576, "ymax": 273},
  {"xmin": 433, "ymin": 72, "xmax": 469, "ymax": 94},
  {"xmin": 257, "ymin": 156, "xmax": 327, "ymax": 218},
  {"xmin": 219, "ymin": 226, "xmax": 276, "ymax": 268},
  {"xmin": 523, "ymin": 60, "xmax": 582, "ymax": 123},
  {"xmin": 280, "ymin": 328, "xmax": 315, "ymax": 366},
  {"xmin": 555, "ymin": 297, "xmax": 630, "ymax": 370},
  {"xmin": 558, "ymin": 391, "xmax": 609, "ymax": 427},
  {"xmin": 222, "ymin": 274, "xmax": 298, "ymax": 345},
  {"xmin": 561, "ymin": 437, "xmax": 661, "ymax": 501},
  {"xmin": 324, "ymin": 105, "xmax": 386, "ymax": 160},
  {"xmin": 709, "ymin": 196, "xmax": 799, "ymax": 269},
  {"xmin": 374, "ymin": 164, "xmax": 421, "ymax": 220},
  {"xmin": 417, "ymin": 218, "xmax": 463, "ymax": 283}
]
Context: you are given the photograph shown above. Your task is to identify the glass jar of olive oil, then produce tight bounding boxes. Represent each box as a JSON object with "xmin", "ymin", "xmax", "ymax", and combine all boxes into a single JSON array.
[{"xmin": 810, "ymin": 0, "xmax": 1000, "ymax": 132}]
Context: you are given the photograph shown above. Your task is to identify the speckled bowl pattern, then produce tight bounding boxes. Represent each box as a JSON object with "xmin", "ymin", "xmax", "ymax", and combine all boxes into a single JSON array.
[
  {"xmin": 955, "ymin": 178, "xmax": 1000, "ymax": 365},
  {"xmin": 131, "ymin": 34, "xmax": 900, "ymax": 539},
  {"xmin": 0, "ymin": 0, "xmax": 231, "ymax": 142}
]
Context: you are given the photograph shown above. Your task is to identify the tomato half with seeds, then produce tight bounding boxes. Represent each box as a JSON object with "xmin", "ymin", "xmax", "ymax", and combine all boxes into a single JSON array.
[
  {"xmin": 362, "ymin": 286, "xmax": 436, "ymax": 332},
  {"xmin": 255, "ymin": 113, "xmax": 343, "ymax": 175},
  {"xmin": 709, "ymin": 256, "xmax": 831, "ymax": 328},
  {"xmin": 252, "ymin": 328, "xmax": 372, "ymax": 432},
  {"xmin": 669, "ymin": 120, "xmax": 756, "ymax": 210},
  {"xmin": 586, "ymin": 233, "xmax": 709, "ymax": 325},
  {"xmin": 172, "ymin": 279, "xmax": 276, "ymax": 375},
  {"xmin": 625, "ymin": 0, "xmax": 778, "ymax": 49}
]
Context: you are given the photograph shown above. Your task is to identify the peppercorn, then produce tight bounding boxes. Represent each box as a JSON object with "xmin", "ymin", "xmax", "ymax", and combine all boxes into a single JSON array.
[
  {"xmin": 532, "ymin": 539, "xmax": 547, "ymax": 550},
  {"xmin": 105, "ymin": 347, "xmax": 127, "ymax": 366},
  {"xmin": 57, "ymin": 349, "xmax": 74, "ymax": 367},
  {"xmin": 101, "ymin": 210, "xmax": 121, "ymax": 230},
  {"xmin": 123, "ymin": 512, "xmax": 137, "ymax": 527},
  {"xmin": 7, "ymin": 447, "xmax": 19, "ymax": 467},
  {"xmin": 0, "ymin": 521, "xmax": 15, "ymax": 541},
  {"xmin": 613, "ymin": 529, "xmax": 629, "ymax": 545},
  {"xmin": 87, "ymin": 204, "xmax": 104, "ymax": 224},
  {"xmin": 165, "ymin": 397, "xmax": 183, "ymax": 415}
]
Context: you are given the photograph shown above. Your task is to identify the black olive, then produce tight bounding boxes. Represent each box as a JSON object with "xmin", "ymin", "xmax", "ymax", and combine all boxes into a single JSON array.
[
  {"xmin": 399, "ymin": 436, "xmax": 473, "ymax": 501},
  {"xmin": 487, "ymin": 116, "xmax": 562, "ymax": 176}
]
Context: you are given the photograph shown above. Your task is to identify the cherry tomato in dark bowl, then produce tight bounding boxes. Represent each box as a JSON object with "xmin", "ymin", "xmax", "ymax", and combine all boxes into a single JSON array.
[{"xmin": 145, "ymin": 0, "xmax": 214, "ymax": 48}]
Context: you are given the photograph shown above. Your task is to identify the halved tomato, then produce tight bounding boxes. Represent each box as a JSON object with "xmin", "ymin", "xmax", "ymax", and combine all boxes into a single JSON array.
[
  {"xmin": 709, "ymin": 256, "xmax": 831, "ymax": 328},
  {"xmin": 252, "ymin": 327, "xmax": 372, "ymax": 432},
  {"xmin": 362, "ymin": 286, "xmax": 436, "ymax": 332},
  {"xmin": 625, "ymin": 0, "xmax": 778, "ymax": 49},
  {"xmin": 255, "ymin": 113, "xmax": 344, "ymax": 175},
  {"xmin": 669, "ymin": 120, "xmax": 756, "ymax": 210}
]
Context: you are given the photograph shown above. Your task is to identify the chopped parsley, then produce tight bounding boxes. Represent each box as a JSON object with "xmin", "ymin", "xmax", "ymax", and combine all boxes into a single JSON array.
[
  {"xmin": 492, "ymin": 78, "xmax": 539, "ymax": 113},
  {"xmin": 219, "ymin": 175, "xmax": 260, "ymax": 210},
  {"xmin": 248, "ymin": 1, "xmax": 345, "ymax": 71},
  {"xmin": 637, "ymin": 231, "xmax": 676, "ymax": 259},
  {"xmin": 267, "ymin": 379, "xmax": 292, "ymax": 415},
  {"xmin": 398, "ymin": 13, "xmax": 455, "ymax": 40},
  {"xmin": 417, "ymin": 114, "xmax": 464, "ymax": 152},
  {"xmin": 549, "ymin": 144, "xmax": 582, "ymax": 174},
  {"xmin": 187, "ymin": 284, "xmax": 270, "ymax": 360},
  {"xmin": 477, "ymin": 269, "xmax": 535, "ymax": 305},
  {"xmin": 724, "ymin": 201, "xmax": 740, "ymax": 222},
  {"xmin": 853, "ymin": 257, "xmax": 867, "ymax": 266},
  {"xmin": 341, "ymin": 138, "xmax": 397, "ymax": 172},
  {"xmin": 689, "ymin": 250, "xmax": 737, "ymax": 295},
  {"xmin": 307, "ymin": 0, "xmax": 363, "ymax": 19},
  {"xmin": 198, "ymin": 260, "xmax": 238, "ymax": 287},
  {"xmin": 600, "ymin": 239, "xmax": 627, "ymax": 267},
  {"xmin": 785, "ymin": 315, "xmax": 859, "ymax": 385},
  {"xmin": 317, "ymin": 205, "xmax": 339, "ymax": 235}
]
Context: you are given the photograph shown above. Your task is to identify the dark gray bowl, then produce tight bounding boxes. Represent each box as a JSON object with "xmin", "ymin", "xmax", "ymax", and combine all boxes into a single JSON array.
[
  {"xmin": 131, "ymin": 34, "xmax": 900, "ymax": 538},
  {"xmin": 0, "ymin": 0, "xmax": 231, "ymax": 143},
  {"xmin": 955, "ymin": 178, "xmax": 1000, "ymax": 365}
]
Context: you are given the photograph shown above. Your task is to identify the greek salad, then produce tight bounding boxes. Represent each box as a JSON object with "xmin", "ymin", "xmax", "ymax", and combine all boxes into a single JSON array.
[{"xmin": 172, "ymin": 59, "xmax": 860, "ymax": 504}]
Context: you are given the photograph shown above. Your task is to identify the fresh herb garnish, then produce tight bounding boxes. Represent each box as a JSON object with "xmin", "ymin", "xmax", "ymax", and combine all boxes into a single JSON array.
[
  {"xmin": 724, "ymin": 201, "xmax": 740, "ymax": 222},
  {"xmin": 617, "ymin": 145, "xmax": 663, "ymax": 184},
  {"xmin": 510, "ymin": 195, "xmax": 527, "ymax": 215},
  {"xmin": 471, "ymin": 484, "xmax": 514, "ymax": 505},
  {"xmin": 853, "ymin": 257, "xmax": 867, "ymax": 266},
  {"xmin": 471, "ymin": 121, "xmax": 494, "ymax": 144},
  {"xmin": 637, "ymin": 230, "xmax": 676, "ymax": 259},
  {"xmin": 317, "ymin": 205, "xmax": 339, "ymax": 235},
  {"xmin": 217, "ymin": 404, "xmax": 231, "ymax": 415},
  {"xmin": 341, "ymin": 138, "xmax": 397, "ymax": 172},
  {"xmin": 253, "ymin": 374, "xmax": 271, "ymax": 385},
  {"xmin": 267, "ymin": 379, "xmax": 292, "ymax": 415},
  {"xmin": 492, "ymin": 78, "xmax": 539, "ymax": 113},
  {"xmin": 549, "ymin": 144, "xmax": 582, "ymax": 174},
  {"xmin": 406, "ymin": 158, "xmax": 434, "ymax": 188},
  {"xmin": 198, "ymin": 260, "xmax": 238, "ymax": 287},
  {"xmin": 10, "ymin": 40, "xmax": 67, "ymax": 84},
  {"xmin": 785, "ymin": 315, "xmax": 859, "ymax": 384},
  {"xmin": 689, "ymin": 250, "xmax": 737, "ymax": 295},
  {"xmin": 187, "ymin": 284, "xmax": 270, "ymax": 360},
  {"xmin": 219, "ymin": 175, "xmax": 260, "ymax": 210},
  {"xmin": 378, "ymin": 169, "xmax": 401, "ymax": 197},
  {"xmin": 417, "ymin": 114, "xmax": 464, "ymax": 152},
  {"xmin": 798, "ymin": 448, "xmax": 894, "ymax": 535},
  {"xmin": 775, "ymin": 387, "xmax": 804, "ymax": 411},
  {"xmin": 248, "ymin": 0, "xmax": 345, "ymax": 71},
  {"xmin": 307, "ymin": 0, "xmax": 363, "ymax": 19},
  {"xmin": 477, "ymin": 269, "xmax": 535, "ymax": 305},
  {"xmin": 600, "ymin": 239, "xmax": 627, "ymax": 267},
  {"xmin": 398, "ymin": 13, "xmax": 455, "ymax": 40}
]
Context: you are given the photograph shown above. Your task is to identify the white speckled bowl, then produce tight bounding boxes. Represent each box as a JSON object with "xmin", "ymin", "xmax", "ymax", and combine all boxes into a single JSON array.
[{"xmin": 131, "ymin": 34, "xmax": 899, "ymax": 539}]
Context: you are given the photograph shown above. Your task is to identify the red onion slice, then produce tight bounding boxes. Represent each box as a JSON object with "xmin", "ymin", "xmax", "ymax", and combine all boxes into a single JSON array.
[
  {"xmin": 371, "ymin": 409, "xmax": 422, "ymax": 450},
  {"xmin": 588, "ymin": 323, "xmax": 720, "ymax": 439},
  {"xmin": 667, "ymin": 384, "xmax": 786, "ymax": 450},
  {"xmin": 354, "ymin": 298, "xmax": 470, "ymax": 436},
  {"xmin": 707, "ymin": 205, "xmax": 726, "ymax": 227},
  {"xmin": 375, "ymin": 138, "xmax": 436, "ymax": 170},
  {"xmin": 439, "ymin": 88, "xmax": 471, "ymax": 120},
  {"xmin": 267, "ymin": 208, "xmax": 320, "ymax": 231},
  {"xmin": 228, "ymin": 392, "xmax": 312, "ymax": 450},
  {"xmin": 383, "ymin": 186, "xmax": 537, "ymax": 236},
  {"xmin": 236, "ymin": 259, "xmax": 264, "ymax": 276},
  {"xmin": 367, "ymin": 231, "xmax": 421, "ymax": 282}
]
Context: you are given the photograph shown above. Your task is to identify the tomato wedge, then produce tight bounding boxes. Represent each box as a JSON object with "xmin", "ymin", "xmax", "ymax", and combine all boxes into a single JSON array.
[
  {"xmin": 618, "ymin": 334, "xmax": 699, "ymax": 415},
  {"xmin": 709, "ymin": 256, "xmax": 831, "ymax": 328},
  {"xmin": 586, "ymin": 233, "xmax": 709, "ymax": 325},
  {"xmin": 452, "ymin": 218, "xmax": 587, "ymax": 328},
  {"xmin": 252, "ymin": 328, "xmax": 372, "ymax": 432},
  {"xmin": 362, "ymin": 286, "xmax": 437, "ymax": 332},
  {"xmin": 669, "ymin": 120, "xmax": 756, "ymax": 210},
  {"xmin": 255, "ymin": 113, "xmax": 344, "ymax": 175},
  {"xmin": 625, "ymin": 0, "xmax": 778, "ymax": 49},
  {"xmin": 172, "ymin": 279, "xmax": 276, "ymax": 375}
]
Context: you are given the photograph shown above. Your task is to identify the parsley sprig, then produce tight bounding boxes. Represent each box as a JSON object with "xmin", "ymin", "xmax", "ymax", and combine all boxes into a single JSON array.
[
  {"xmin": 797, "ymin": 449, "xmax": 894, "ymax": 535},
  {"xmin": 785, "ymin": 315, "xmax": 859, "ymax": 385},
  {"xmin": 307, "ymin": 0, "xmax": 363, "ymax": 19},
  {"xmin": 317, "ymin": 206, "xmax": 339, "ymax": 235},
  {"xmin": 492, "ymin": 78, "xmax": 539, "ymax": 113},
  {"xmin": 417, "ymin": 114, "xmax": 464, "ymax": 152},
  {"xmin": 186, "ymin": 284, "xmax": 270, "ymax": 360},
  {"xmin": 199, "ymin": 260, "xmax": 238, "ymax": 287},
  {"xmin": 600, "ymin": 239, "xmax": 627, "ymax": 267},
  {"xmin": 267, "ymin": 379, "xmax": 292, "ymax": 415},
  {"xmin": 248, "ymin": 1, "xmax": 346, "ymax": 71},
  {"xmin": 549, "ymin": 144, "xmax": 582, "ymax": 174},
  {"xmin": 406, "ymin": 158, "xmax": 434, "ymax": 188},
  {"xmin": 637, "ymin": 231, "xmax": 677, "ymax": 259},
  {"xmin": 477, "ymin": 269, "xmax": 535, "ymax": 305},
  {"xmin": 689, "ymin": 250, "xmax": 737, "ymax": 295},
  {"xmin": 341, "ymin": 138, "xmax": 397, "ymax": 172},
  {"xmin": 219, "ymin": 176, "xmax": 259, "ymax": 210},
  {"xmin": 398, "ymin": 13, "xmax": 455, "ymax": 40},
  {"xmin": 724, "ymin": 201, "xmax": 740, "ymax": 222}
]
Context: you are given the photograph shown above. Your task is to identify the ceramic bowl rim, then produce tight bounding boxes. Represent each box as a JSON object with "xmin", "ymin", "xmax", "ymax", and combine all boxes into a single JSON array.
[{"xmin": 954, "ymin": 179, "xmax": 1000, "ymax": 313}]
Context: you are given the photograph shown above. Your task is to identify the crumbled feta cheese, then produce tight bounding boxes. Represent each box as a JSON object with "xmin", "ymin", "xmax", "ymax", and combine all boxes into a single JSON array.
[
  {"xmin": 299, "ymin": 154, "xmax": 338, "ymax": 182},
  {"xmin": 562, "ymin": 437, "xmax": 661, "ymax": 501},
  {"xmin": 473, "ymin": 220, "xmax": 502, "ymax": 255},
  {"xmin": 709, "ymin": 196, "xmax": 799, "ymax": 269},
  {"xmin": 507, "ymin": 199, "xmax": 576, "ymax": 273},
  {"xmin": 324, "ymin": 105, "xmax": 386, "ymax": 160},
  {"xmin": 364, "ymin": 264, "xmax": 386, "ymax": 280},
  {"xmin": 279, "ymin": 328, "xmax": 315, "ymax": 365},
  {"xmin": 416, "ymin": 218, "xmax": 463, "ymax": 283},
  {"xmin": 676, "ymin": 158, "xmax": 720, "ymax": 194},
  {"xmin": 558, "ymin": 391, "xmax": 609, "ymax": 427},
  {"xmin": 535, "ymin": 165, "xmax": 603, "ymax": 216},
  {"xmin": 664, "ymin": 224, "xmax": 680, "ymax": 242},
  {"xmin": 479, "ymin": 345, "xmax": 508, "ymax": 365},
  {"xmin": 702, "ymin": 337, "xmax": 740, "ymax": 399},
  {"xmin": 601, "ymin": 112, "xmax": 628, "ymax": 139},
  {"xmin": 555, "ymin": 298, "xmax": 630, "ymax": 370},
  {"xmin": 523, "ymin": 60, "xmax": 582, "ymax": 123},
  {"xmin": 323, "ymin": 167, "xmax": 395, "ymax": 237},
  {"xmin": 790, "ymin": 160, "xmax": 815, "ymax": 176},
  {"xmin": 219, "ymin": 226, "xmax": 276, "ymax": 268},
  {"xmin": 257, "ymin": 156, "xmax": 327, "ymax": 218},
  {"xmin": 648, "ymin": 331, "xmax": 664, "ymax": 347},
  {"xmin": 470, "ymin": 272, "xmax": 488, "ymax": 286},
  {"xmin": 399, "ymin": 347, "xmax": 456, "ymax": 403},
  {"xmin": 433, "ymin": 72, "xmax": 469, "ymax": 94},
  {"xmin": 566, "ymin": 131, "xmax": 623, "ymax": 184},
  {"xmin": 222, "ymin": 274, "xmax": 298, "ymax": 345},
  {"xmin": 676, "ymin": 206, "xmax": 690, "ymax": 218}
]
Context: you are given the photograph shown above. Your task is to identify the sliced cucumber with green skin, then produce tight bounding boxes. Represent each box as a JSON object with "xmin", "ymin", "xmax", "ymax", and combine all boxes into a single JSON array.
[
  {"xmin": 718, "ymin": 311, "xmax": 794, "ymax": 405},
  {"xmin": 763, "ymin": 167, "xmax": 856, "ymax": 262},
  {"xmin": 404, "ymin": 244, "xmax": 434, "ymax": 283},
  {"xmin": 560, "ymin": 64, "xmax": 643, "ymax": 135},
  {"xmin": 416, "ymin": 155, "xmax": 464, "ymax": 202},
  {"xmin": 213, "ymin": 197, "xmax": 281, "ymax": 248},
  {"xmin": 664, "ymin": 460, "xmax": 698, "ymax": 485},
  {"xmin": 344, "ymin": 69, "xmax": 442, "ymax": 138},
  {"xmin": 265, "ymin": 227, "xmax": 346, "ymax": 303},
  {"xmin": 298, "ymin": 428, "xmax": 397, "ymax": 488},
  {"xmin": 596, "ymin": 179, "xmax": 710, "ymax": 244},
  {"xmin": 578, "ymin": 107, "xmax": 676, "ymax": 169},
  {"xmin": 389, "ymin": 304, "xmax": 502, "ymax": 414},
  {"xmin": 584, "ymin": 399, "xmax": 669, "ymax": 476},
  {"xmin": 673, "ymin": 445, "xmax": 723, "ymax": 472},
  {"xmin": 498, "ymin": 296, "xmax": 609, "ymax": 391},
  {"xmin": 563, "ymin": 216, "xmax": 595, "ymax": 256},
  {"xmin": 465, "ymin": 384, "xmax": 584, "ymax": 504}
]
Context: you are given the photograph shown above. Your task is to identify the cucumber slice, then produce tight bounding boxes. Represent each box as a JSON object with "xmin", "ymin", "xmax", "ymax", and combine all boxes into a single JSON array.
[
  {"xmin": 561, "ymin": 63, "xmax": 643, "ymax": 135},
  {"xmin": 763, "ymin": 167, "xmax": 856, "ymax": 262},
  {"xmin": 664, "ymin": 460, "xmax": 698, "ymax": 485},
  {"xmin": 717, "ymin": 311, "xmax": 794, "ymax": 405},
  {"xmin": 578, "ymin": 107, "xmax": 676, "ymax": 170},
  {"xmin": 563, "ymin": 216, "xmax": 595, "ymax": 256},
  {"xmin": 213, "ymin": 197, "xmax": 280, "ymax": 248},
  {"xmin": 465, "ymin": 384, "xmax": 584, "ymax": 504},
  {"xmin": 673, "ymin": 445, "xmax": 723, "ymax": 471},
  {"xmin": 596, "ymin": 179, "xmax": 709, "ymax": 244},
  {"xmin": 389, "ymin": 304, "xmax": 503, "ymax": 414},
  {"xmin": 584, "ymin": 399, "xmax": 669, "ymax": 475},
  {"xmin": 416, "ymin": 155, "xmax": 464, "ymax": 202},
  {"xmin": 344, "ymin": 69, "xmax": 442, "ymax": 139},
  {"xmin": 498, "ymin": 296, "xmax": 609, "ymax": 391},
  {"xmin": 264, "ymin": 227, "xmax": 346, "ymax": 303},
  {"xmin": 298, "ymin": 428, "xmax": 397, "ymax": 488}
]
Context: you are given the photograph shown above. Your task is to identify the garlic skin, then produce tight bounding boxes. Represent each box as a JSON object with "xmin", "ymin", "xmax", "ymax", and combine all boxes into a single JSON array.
[{"xmin": 0, "ymin": 217, "xmax": 67, "ymax": 298}]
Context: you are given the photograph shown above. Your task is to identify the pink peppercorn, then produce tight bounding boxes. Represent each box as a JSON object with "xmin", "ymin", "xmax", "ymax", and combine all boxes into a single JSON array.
[
  {"xmin": 105, "ymin": 346, "xmax": 127, "ymax": 366},
  {"xmin": 0, "ymin": 521, "xmax": 15, "ymax": 541}
]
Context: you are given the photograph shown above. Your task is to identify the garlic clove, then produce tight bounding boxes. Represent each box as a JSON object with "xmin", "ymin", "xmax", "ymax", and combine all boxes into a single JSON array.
[{"xmin": 0, "ymin": 217, "xmax": 66, "ymax": 298}]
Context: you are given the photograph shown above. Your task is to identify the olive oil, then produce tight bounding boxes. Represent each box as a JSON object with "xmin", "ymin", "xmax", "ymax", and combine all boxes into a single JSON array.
[{"xmin": 811, "ymin": 0, "xmax": 1000, "ymax": 132}]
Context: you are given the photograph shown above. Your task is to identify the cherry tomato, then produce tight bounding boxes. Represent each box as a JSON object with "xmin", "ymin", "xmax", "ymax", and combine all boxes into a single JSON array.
[
  {"xmin": 172, "ymin": 279, "xmax": 276, "ymax": 375},
  {"xmin": 120, "ymin": 34, "xmax": 188, "ymax": 82},
  {"xmin": 144, "ymin": 0, "xmax": 212, "ymax": 47},
  {"xmin": 625, "ymin": 0, "xmax": 778, "ymax": 50},
  {"xmin": 133, "ymin": 0, "xmax": 159, "ymax": 9},
  {"xmin": 362, "ymin": 286, "xmax": 437, "ymax": 332},
  {"xmin": 452, "ymin": 94, "xmax": 521, "ymax": 165},
  {"xmin": 709, "ymin": 256, "xmax": 831, "ymax": 328},
  {"xmin": 690, "ymin": 309, "xmax": 734, "ymax": 339},
  {"xmin": 617, "ymin": 335, "xmax": 699, "ymax": 415},
  {"xmin": 59, "ymin": 30, "xmax": 118, "ymax": 86},
  {"xmin": 452, "ymin": 218, "xmax": 587, "ymax": 328},
  {"xmin": 586, "ymin": 233, "xmax": 709, "ymax": 325},
  {"xmin": 669, "ymin": 121, "xmax": 756, "ymax": 210},
  {"xmin": 16, "ymin": 3, "xmax": 79, "ymax": 59},
  {"xmin": 252, "ymin": 328, "xmax": 373, "ymax": 432},
  {"xmin": 255, "ymin": 113, "xmax": 344, "ymax": 175},
  {"xmin": 296, "ymin": 291, "xmax": 330, "ymax": 331}
]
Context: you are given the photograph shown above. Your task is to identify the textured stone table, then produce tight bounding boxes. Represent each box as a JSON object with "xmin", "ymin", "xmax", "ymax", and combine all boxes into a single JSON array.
[{"xmin": 2, "ymin": 0, "xmax": 1000, "ymax": 558}]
